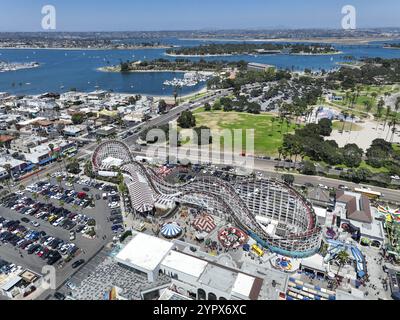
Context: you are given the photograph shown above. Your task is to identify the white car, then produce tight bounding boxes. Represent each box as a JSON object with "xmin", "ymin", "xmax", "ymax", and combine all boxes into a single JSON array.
[
  {"xmin": 109, "ymin": 203, "xmax": 120, "ymax": 209},
  {"xmin": 31, "ymin": 221, "xmax": 40, "ymax": 227},
  {"xmin": 35, "ymin": 212, "xmax": 45, "ymax": 219},
  {"xmin": 44, "ymin": 237, "xmax": 55, "ymax": 246},
  {"xmin": 81, "ymin": 226, "xmax": 90, "ymax": 234},
  {"xmin": 66, "ymin": 282, "xmax": 76, "ymax": 290},
  {"xmin": 53, "ymin": 217, "xmax": 64, "ymax": 227}
]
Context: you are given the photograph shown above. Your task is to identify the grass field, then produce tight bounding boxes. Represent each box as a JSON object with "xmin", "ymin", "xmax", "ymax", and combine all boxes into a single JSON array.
[
  {"xmin": 193, "ymin": 109, "xmax": 298, "ymax": 156},
  {"xmin": 332, "ymin": 121, "xmax": 363, "ymax": 132},
  {"xmin": 333, "ymin": 84, "xmax": 400, "ymax": 115},
  {"xmin": 318, "ymin": 160, "xmax": 390, "ymax": 174},
  {"xmin": 393, "ymin": 144, "xmax": 400, "ymax": 152}
]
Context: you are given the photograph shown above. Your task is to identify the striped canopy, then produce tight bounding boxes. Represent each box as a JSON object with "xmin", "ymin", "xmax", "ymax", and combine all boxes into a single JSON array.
[
  {"xmin": 193, "ymin": 215, "xmax": 216, "ymax": 233},
  {"xmin": 161, "ymin": 222, "xmax": 182, "ymax": 238}
]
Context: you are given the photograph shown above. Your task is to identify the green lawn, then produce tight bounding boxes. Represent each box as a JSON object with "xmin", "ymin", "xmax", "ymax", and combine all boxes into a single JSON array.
[
  {"xmin": 332, "ymin": 121, "xmax": 363, "ymax": 132},
  {"xmin": 193, "ymin": 110, "xmax": 298, "ymax": 156},
  {"xmin": 358, "ymin": 161, "xmax": 390, "ymax": 174},
  {"xmin": 317, "ymin": 160, "xmax": 389, "ymax": 174},
  {"xmin": 333, "ymin": 84, "xmax": 400, "ymax": 115},
  {"xmin": 393, "ymin": 143, "xmax": 400, "ymax": 152}
]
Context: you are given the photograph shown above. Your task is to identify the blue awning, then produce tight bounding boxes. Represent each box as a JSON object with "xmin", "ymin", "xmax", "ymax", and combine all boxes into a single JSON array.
[
  {"xmin": 23, "ymin": 164, "xmax": 35, "ymax": 172},
  {"xmin": 39, "ymin": 157, "xmax": 53, "ymax": 165}
]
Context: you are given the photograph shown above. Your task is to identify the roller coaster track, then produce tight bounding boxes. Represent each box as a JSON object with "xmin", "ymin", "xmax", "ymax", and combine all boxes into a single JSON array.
[{"xmin": 92, "ymin": 140, "xmax": 321, "ymax": 256}]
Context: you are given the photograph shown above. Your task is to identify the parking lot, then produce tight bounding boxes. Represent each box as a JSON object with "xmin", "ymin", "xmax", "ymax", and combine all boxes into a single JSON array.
[{"xmin": 0, "ymin": 171, "xmax": 123, "ymax": 299}]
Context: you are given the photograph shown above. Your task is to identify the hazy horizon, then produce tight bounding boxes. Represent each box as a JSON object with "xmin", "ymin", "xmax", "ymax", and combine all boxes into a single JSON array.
[{"xmin": 0, "ymin": 1, "xmax": 400, "ymax": 32}]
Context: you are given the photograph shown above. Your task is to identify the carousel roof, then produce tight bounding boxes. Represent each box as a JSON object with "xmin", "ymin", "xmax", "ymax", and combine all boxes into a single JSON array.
[{"xmin": 161, "ymin": 222, "xmax": 182, "ymax": 238}]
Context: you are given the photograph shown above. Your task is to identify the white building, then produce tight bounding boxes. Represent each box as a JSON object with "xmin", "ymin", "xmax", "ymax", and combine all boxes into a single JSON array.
[
  {"xmin": 115, "ymin": 233, "xmax": 175, "ymax": 282},
  {"xmin": 115, "ymin": 232, "xmax": 267, "ymax": 300}
]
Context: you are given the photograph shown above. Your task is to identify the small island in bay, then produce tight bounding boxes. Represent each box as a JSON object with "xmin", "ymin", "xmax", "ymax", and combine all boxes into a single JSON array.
[
  {"xmin": 165, "ymin": 43, "xmax": 342, "ymax": 57},
  {"xmin": 384, "ymin": 43, "xmax": 400, "ymax": 49},
  {"xmin": 99, "ymin": 58, "xmax": 247, "ymax": 73}
]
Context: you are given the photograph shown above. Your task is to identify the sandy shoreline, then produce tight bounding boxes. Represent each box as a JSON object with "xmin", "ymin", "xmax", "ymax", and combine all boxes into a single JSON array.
[
  {"xmin": 97, "ymin": 67, "xmax": 217, "ymax": 74},
  {"xmin": 98, "ymin": 67, "xmax": 195, "ymax": 73},
  {"xmin": 152, "ymin": 86, "xmax": 208, "ymax": 100}
]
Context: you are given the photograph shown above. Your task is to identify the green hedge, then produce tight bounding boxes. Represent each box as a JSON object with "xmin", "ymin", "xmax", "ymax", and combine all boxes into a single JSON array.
[{"xmin": 119, "ymin": 230, "xmax": 132, "ymax": 242}]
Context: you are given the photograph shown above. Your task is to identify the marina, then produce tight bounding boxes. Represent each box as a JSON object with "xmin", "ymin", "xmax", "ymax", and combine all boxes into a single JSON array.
[{"xmin": 162, "ymin": 71, "xmax": 213, "ymax": 87}]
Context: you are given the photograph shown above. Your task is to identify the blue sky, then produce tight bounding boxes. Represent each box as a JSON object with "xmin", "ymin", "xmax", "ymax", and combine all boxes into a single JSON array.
[{"xmin": 0, "ymin": 0, "xmax": 399, "ymax": 31}]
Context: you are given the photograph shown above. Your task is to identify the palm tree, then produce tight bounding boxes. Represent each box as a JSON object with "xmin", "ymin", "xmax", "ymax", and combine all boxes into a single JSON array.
[
  {"xmin": 345, "ymin": 91, "xmax": 351, "ymax": 106},
  {"xmin": 386, "ymin": 120, "xmax": 393, "ymax": 141},
  {"xmin": 56, "ymin": 176, "xmax": 63, "ymax": 188},
  {"xmin": 349, "ymin": 114, "xmax": 355, "ymax": 132},
  {"xmin": 395, "ymin": 97, "xmax": 400, "ymax": 113},
  {"xmin": 363, "ymin": 100, "xmax": 372, "ymax": 113},
  {"xmin": 377, "ymin": 98, "xmax": 385, "ymax": 117},
  {"xmin": 340, "ymin": 111, "xmax": 349, "ymax": 133},
  {"xmin": 67, "ymin": 175, "xmax": 75, "ymax": 191},
  {"xmin": 383, "ymin": 106, "xmax": 392, "ymax": 130},
  {"xmin": 48, "ymin": 143, "xmax": 55, "ymax": 157},
  {"xmin": 173, "ymin": 85, "xmax": 181, "ymax": 105},
  {"xmin": 376, "ymin": 99, "xmax": 385, "ymax": 130},
  {"xmin": 389, "ymin": 117, "xmax": 398, "ymax": 142},
  {"xmin": 271, "ymin": 117, "xmax": 276, "ymax": 135},
  {"xmin": 336, "ymin": 250, "xmax": 350, "ymax": 277},
  {"xmin": 3, "ymin": 163, "xmax": 12, "ymax": 192}
]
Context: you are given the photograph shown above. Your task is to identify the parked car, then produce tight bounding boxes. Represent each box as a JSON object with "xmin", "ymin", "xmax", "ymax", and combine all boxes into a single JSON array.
[
  {"xmin": 54, "ymin": 292, "xmax": 66, "ymax": 300},
  {"xmin": 72, "ymin": 259, "xmax": 85, "ymax": 269},
  {"xmin": 31, "ymin": 221, "xmax": 40, "ymax": 227}
]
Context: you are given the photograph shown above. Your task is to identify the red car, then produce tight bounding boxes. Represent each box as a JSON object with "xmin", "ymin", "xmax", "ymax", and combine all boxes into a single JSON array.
[
  {"xmin": 38, "ymin": 248, "xmax": 49, "ymax": 257},
  {"xmin": 77, "ymin": 192, "xmax": 86, "ymax": 199}
]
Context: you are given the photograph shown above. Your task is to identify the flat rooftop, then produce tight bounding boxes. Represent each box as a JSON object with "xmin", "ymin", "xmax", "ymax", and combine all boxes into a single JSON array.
[
  {"xmin": 161, "ymin": 250, "xmax": 208, "ymax": 279},
  {"xmin": 115, "ymin": 233, "xmax": 174, "ymax": 272},
  {"xmin": 198, "ymin": 264, "xmax": 237, "ymax": 293},
  {"xmin": 232, "ymin": 273, "xmax": 256, "ymax": 299}
]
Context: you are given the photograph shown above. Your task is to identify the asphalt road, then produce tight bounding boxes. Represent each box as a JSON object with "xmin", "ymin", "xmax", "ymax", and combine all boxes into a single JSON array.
[{"xmin": 122, "ymin": 88, "xmax": 233, "ymax": 146}]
